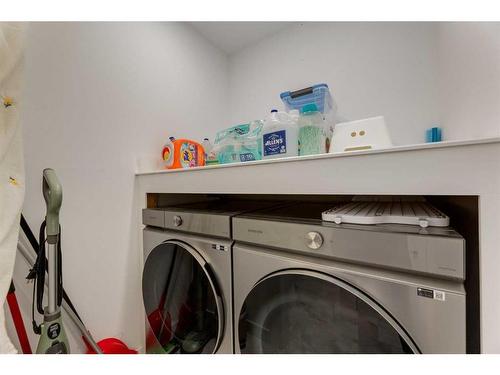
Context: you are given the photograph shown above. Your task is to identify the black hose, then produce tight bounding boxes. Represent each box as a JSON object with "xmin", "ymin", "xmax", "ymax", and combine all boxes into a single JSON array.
[
  {"xmin": 21, "ymin": 214, "xmax": 82, "ymax": 327},
  {"xmin": 35, "ymin": 220, "xmax": 47, "ymax": 315},
  {"xmin": 28, "ymin": 220, "xmax": 65, "ymax": 334},
  {"xmin": 25, "ymin": 220, "xmax": 47, "ymax": 334}
]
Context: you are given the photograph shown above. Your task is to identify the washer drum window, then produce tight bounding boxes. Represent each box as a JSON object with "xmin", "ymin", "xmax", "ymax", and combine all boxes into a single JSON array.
[
  {"xmin": 142, "ymin": 241, "xmax": 223, "ymax": 354},
  {"xmin": 238, "ymin": 271, "xmax": 418, "ymax": 354}
]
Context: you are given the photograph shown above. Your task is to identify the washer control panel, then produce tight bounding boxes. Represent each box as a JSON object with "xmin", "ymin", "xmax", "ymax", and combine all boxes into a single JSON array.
[
  {"xmin": 305, "ymin": 231, "xmax": 323, "ymax": 250},
  {"xmin": 142, "ymin": 208, "xmax": 232, "ymax": 238}
]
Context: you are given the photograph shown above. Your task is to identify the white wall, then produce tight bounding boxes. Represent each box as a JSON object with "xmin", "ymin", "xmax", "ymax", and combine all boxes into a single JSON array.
[
  {"xmin": 228, "ymin": 22, "xmax": 500, "ymax": 145},
  {"xmin": 437, "ymin": 22, "xmax": 500, "ymax": 140},
  {"xmin": 14, "ymin": 22, "xmax": 228, "ymax": 352},
  {"xmin": 228, "ymin": 22, "xmax": 442, "ymax": 145}
]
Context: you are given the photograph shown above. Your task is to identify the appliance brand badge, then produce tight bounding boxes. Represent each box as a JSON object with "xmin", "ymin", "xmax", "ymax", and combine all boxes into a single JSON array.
[
  {"xmin": 248, "ymin": 229, "xmax": 263, "ymax": 234},
  {"xmin": 211, "ymin": 244, "xmax": 227, "ymax": 252},
  {"xmin": 417, "ymin": 287, "xmax": 446, "ymax": 301}
]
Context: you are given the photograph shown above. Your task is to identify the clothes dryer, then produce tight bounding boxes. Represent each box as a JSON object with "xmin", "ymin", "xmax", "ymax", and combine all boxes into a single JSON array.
[{"xmin": 232, "ymin": 203, "xmax": 466, "ymax": 354}]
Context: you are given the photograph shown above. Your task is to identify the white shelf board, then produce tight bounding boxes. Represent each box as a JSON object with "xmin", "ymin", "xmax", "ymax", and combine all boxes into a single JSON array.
[
  {"xmin": 136, "ymin": 137, "xmax": 500, "ymax": 177},
  {"xmin": 136, "ymin": 137, "xmax": 500, "ymax": 196}
]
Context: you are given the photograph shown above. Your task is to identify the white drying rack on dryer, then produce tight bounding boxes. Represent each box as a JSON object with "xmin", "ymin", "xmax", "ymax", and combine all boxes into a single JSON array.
[{"xmin": 321, "ymin": 197, "xmax": 449, "ymax": 228}]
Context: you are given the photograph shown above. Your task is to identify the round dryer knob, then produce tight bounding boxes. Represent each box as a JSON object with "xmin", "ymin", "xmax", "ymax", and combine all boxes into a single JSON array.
[
  {"xmin": 305, "ymin": 231, "xmax": 323, "ymax": 250},
  {"xmin": 173, "ymin": 215, "xmax": 183, "ymax": 227}
]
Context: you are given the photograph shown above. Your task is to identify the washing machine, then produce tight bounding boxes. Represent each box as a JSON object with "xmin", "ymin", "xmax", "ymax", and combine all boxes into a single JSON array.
[
  {"xmin": 232, "ymin": 203, "xmax": 467, "ymax": 354},
  {"xmin": 142, "ymin": 200, "xmax": 281, "ymax": 354}
]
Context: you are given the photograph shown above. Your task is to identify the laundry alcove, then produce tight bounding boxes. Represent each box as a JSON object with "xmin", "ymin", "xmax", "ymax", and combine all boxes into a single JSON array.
[{"xmin": 15, "ymin": 21, "xmax": 500, "ymax": 354}]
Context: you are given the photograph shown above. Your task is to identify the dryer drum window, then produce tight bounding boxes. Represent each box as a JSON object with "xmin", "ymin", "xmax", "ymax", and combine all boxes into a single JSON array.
[
  {"xmin": 142, "ymin": 242, "xmax": 222, "ymax": 354},
  {"xmin": 238, "ymin": 271, "xmax": 417, "ymax": 354}
]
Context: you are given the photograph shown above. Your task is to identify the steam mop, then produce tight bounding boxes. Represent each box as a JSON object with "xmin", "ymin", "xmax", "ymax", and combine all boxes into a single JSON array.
[
  {"xmin": 33, "ymin": 168, "xmax": 70, "ymax": 354},
  {"xmin": 22, "ymin": 168, "xmax": 135, "ymax": 354}
]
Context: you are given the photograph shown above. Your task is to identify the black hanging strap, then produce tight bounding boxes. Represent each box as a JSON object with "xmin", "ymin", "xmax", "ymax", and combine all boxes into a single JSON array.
[
  {"xmin": 21, "ymin": 214, "xmax": 82, "ymax": 322},
  {"xmin": 25, "ymin": 218, "xmax": 64, "ymax": 334}
]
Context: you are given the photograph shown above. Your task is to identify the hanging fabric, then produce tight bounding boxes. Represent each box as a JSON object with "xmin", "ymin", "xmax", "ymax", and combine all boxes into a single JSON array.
[{"xmin": 0, "ymin": 22, "xmax": 26, "ymax": 354}]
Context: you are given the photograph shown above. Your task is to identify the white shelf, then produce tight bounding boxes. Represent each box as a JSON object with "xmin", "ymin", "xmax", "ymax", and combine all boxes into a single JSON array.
[
  {"xmin": 135, "ymin": 137, "xmax": 500, "ymax": 196},
  {"xmin": 136, "ymin": 137, "xmax": 500, "ymax": 176}
]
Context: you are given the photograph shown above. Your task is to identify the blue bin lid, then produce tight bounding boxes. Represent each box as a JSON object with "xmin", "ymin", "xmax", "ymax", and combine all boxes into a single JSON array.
[{"xmin": 279, "ymin": 83, "xmax": 329, "ymax": 100}]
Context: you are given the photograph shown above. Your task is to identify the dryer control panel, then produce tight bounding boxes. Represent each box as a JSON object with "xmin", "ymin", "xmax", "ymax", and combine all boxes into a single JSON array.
[{"xmin": 232, "ymin": 202, "xmax": 465, "ymax": 281}]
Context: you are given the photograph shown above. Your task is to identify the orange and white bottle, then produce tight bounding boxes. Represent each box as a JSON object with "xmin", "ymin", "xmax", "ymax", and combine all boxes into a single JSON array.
[{"xmin": 162, "ymin": 136, "xmax": 206, "ymax": 169}]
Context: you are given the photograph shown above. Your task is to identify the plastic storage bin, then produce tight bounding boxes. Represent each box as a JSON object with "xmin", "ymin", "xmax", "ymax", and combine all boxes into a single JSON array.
[{"xmin": 280, "ymin": 83, "xmax": 336, "ymax": 114}]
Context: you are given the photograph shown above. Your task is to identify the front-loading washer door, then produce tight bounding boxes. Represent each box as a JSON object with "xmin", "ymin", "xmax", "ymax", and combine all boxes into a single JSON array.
[
  {"xmin": 142, "ymin": 240, "xmax": 224, "ymax": 354},
  {"xmin": 238, "ymin": 270, "xmax": 418, "ymax": 354}
]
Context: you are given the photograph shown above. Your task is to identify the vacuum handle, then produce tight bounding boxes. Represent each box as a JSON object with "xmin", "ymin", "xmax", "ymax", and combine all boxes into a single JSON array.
[{"xmin": 43, "ymin": 168, "xmax": 62, "ymax": 242}]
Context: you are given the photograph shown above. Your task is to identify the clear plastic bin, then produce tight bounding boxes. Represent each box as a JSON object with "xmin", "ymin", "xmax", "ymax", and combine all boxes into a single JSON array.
[{"xmin": 280, "ymin": 83, "xmax": 337, "ymax": 114}]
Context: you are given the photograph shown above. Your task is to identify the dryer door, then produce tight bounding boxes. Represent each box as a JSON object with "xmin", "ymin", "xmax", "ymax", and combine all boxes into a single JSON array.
[
  {"xmin": 142, "ymin": 240, "xmax": 224, "ymax": 354},
  {"xmin": 238, "ymin": 270, "xmax": 419, "ymax": 354}
]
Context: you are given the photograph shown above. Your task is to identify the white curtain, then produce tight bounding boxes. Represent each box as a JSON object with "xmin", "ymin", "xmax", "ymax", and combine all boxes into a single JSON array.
[{"xmin": 0, "ymin": 22, "xmax": 26, "ymax": 354}]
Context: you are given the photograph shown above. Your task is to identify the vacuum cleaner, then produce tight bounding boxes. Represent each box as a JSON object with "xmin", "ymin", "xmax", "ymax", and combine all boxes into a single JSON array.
[
  {"xmin": 29, "ymin": 168, "xmax": 70, "ymax": 354},
  {"xmin": 20, "ymin": 168, "xmax": 136, "ymax": 354}
]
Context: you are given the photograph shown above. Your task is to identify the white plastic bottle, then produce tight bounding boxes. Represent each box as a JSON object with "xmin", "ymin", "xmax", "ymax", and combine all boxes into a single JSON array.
[
  {"xmin": 261, "ymin": 109, "xmax": 298, "ymax": 160},
  {"xmin": 202, "ymin": 138, "xmax": 211, "ymax": 160},
  {"xmin": 289, "ymin": 109, "xmax": 300, "ymax": 124},
  {"xmin": 202, "ymin": 137, "xmax": 218, "ymax": 165}
]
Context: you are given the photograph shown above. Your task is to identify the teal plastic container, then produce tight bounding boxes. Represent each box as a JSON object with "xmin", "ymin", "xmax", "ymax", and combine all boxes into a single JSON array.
[{"xmin": 214, "ymin": 121, "xmax": 263, "ymax": 164}]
